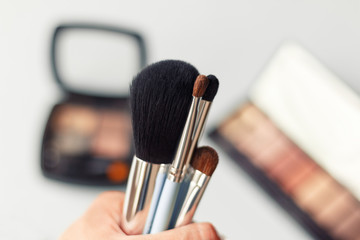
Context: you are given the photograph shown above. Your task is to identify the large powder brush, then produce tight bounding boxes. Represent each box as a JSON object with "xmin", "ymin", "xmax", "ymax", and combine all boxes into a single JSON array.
[{"xmin": 130, "ymin": 60, "xmax": 199, "ymax": 164}]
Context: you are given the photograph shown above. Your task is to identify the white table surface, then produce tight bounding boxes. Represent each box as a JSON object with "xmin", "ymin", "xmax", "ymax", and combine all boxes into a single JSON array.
[{"xmin": 1, "ymin": 1, "xmax": 360, "ymax": 239}]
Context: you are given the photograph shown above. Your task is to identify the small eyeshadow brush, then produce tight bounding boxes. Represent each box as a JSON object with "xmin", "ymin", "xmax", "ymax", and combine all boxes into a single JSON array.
[
  {"xmin": 174, "ymin": 146, "xmax": 219, "ymax": 228},
  {"xmin": 186, "ymin": 74, "xmax": 219, "ymax": 165},
  {"xmin": 122, "ymin": 60, "xmax": 199, "ymax": 233}
]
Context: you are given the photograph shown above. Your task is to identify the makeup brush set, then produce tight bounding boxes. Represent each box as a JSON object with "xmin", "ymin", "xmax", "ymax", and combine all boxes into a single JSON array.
[{"xmin": 121, "ymin": 60, "xmax": 219, "ymax": 234}]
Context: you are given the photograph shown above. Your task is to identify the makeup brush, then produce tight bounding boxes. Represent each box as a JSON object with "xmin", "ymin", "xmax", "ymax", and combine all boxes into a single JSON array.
[
  {"xmin": 203, "ymin": 75, "xmax": 219, "ymax": 102},
  {"xmin": 174, "ymin": 146, "xmax": 219, "ymax": 228},
  {"xmin": 149, "ymin": 75, "xmax": 209, "ymax": 233},
  {"xmin": 122, "ymin": 60, "xmax": 199, "ymax": 233},
  {"xmin": 171, "ymin": 74, "xmax": 209, "ymax": 181},
  {"xmin": 186, "ymin": 74, "xmax": 219, "ymax": 165}
]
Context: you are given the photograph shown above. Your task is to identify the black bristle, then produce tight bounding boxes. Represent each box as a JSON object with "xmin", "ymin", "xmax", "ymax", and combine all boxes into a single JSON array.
[
  {"xmin": 202, "ymin": 75, "xmax": 219, "ymax": 101},
  {"xmin": 130, "ymin": 60, "xmax": 199, "ymax": 164}
]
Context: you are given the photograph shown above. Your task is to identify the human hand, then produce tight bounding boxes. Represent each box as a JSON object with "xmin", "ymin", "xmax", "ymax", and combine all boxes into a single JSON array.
[{"xmin": 59, "ymin": 191, "xmax": 221, "ymax": 240}]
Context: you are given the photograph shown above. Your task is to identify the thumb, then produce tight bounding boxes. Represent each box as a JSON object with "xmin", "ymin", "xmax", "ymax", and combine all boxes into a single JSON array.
[{"xmin": 126, "ymin": 222, "xmax": 221, "ymax": 240}]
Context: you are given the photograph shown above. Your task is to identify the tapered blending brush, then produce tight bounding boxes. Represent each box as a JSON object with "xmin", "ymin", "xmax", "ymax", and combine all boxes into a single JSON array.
[
  {"xmin": 170, "ymin": 74, "xmax": 209, "ymax": 181},
  {"xmin": 187, "ymin": 74, "xmax": 219, "ymax": 165},
  {"xmin": 174, "ymin": 146, "xmax": 219, "ymax": 227},
  {"xmin": 122, "ymin": 60, "xmax": 199, "ymax": 234},
  {"xmin": 149, "ymin": 75, "xmax": 209, "ymax": 233},
  {"xmin": 203, "ymin": 75, "xmax": 219, "ymax": 102}
]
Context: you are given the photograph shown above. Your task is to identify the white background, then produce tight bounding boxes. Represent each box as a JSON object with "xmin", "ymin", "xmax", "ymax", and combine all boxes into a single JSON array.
[{"xmin": 1, "ymin": 0, "xmax": 360, "ymax": 239}]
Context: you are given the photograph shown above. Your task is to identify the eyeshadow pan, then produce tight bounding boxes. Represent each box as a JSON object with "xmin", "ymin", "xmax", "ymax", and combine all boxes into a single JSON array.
[
  {"xmin": 290, "ymin": 168, "xmax": 331, "ymax": 207},
  {"xmin": 268, "ymin": 150, "xmax": 316, "ymax": 193},
  {"xmin": 218, "ymin": 109, "xmax": 248, "ymax": 144},
  {"xmin": 333, "ymin": 209, "xmax": 360, "ymax": 240},
  {"xmin": 242, "ymin": 118, "xmax": 280, "ymax": 161},
  {"xmin": 253, "ymin": 135, "xmax": 295, "ymax": 171},
  {"xmin": 223, "ymin": 104, "xmax": 281, "ymax": 161},
  {"xmin": 52, "ymin": 104, "xmax": 98, "ymax": 135},
  {"xmin": 307, "ymin": 181, "xmax": 344, "ymax": 216},
  {"xmin": 218, "ymin": 105, "xmax": 259, "ymax": 154},
  {"xmin": 293, "ymin": 173, "xmax": 344, "ymax": 216},
  {"xmin": 53, "ymin": 131, "xmax": 90, "ymax": 155},
  {"xmin": 107, "ymin": 161, "xmax": 130, "ymax": 183},
  {"xmin": 241, "ymin": 104, "xmax": 266, "ymax": 125},
  {"xmin": 91, "ymin": 110, "xmax": 132, "ymax": 158},
  {"xmin": 315, "ymin": 191, "xmax": 360, "ymax": 231}
]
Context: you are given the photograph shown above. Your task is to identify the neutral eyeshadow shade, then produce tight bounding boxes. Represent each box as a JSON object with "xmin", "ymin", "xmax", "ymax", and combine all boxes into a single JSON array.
[
  {"xmin": 53, "ymin": 104, "xmax": 98, "ymax": 135},
  {"xmin": 219, "ymin": 103, "xmax": 282, "ymax": 163},
  {"xmin": 290, "ymin": 169, "xmax": 332, "ymax": 209},
  {"xmin": 218, "ymin": 108, "xmax": 249, "ymax": 145},
  {"xmin": 333, "ymin": 209, "xmax": 360, "ymax": 240},
  {"xmin": 218, "ymin": 104, "xmax": 261, "ymax": 155},
  {"xmin": 53, "ymin": 131, "xmax": 90, "ymax": 155},
  {"xmin": 241, "ymin": 103, "xmax": 266, "ymax": 126},
  {"xmin": 242, "ymin": 118, "xmax": 280, "ymax": 161},
  {"xmin": 268, "ymin": 150, "xmax": 316, "ymax": 193},
  {"xmin": 51, "ymin": 104, "xmax": 132, "ymax": 160},
  {"xmin": 305, "ymin": 181, "xmax": 344, "ymax": 216},
  {"xmin": 253, "ymin": 135, "xmax": 295, "ymax": 171},
  {"xmin": 315, "ymin": 191, "xmax": 360, "ymax": 231},
  {"xmin": 91, "ymin": 111, "xmax": 131, "ymax": 158}
]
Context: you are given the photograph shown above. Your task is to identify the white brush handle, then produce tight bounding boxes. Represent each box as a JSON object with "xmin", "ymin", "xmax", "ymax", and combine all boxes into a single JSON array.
[{"xmin": 149, "ymin": 179, "xmax": 180, "ymax": 233}]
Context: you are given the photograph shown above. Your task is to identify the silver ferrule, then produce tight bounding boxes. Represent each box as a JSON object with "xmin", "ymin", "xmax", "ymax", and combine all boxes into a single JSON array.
[
  {"xmin": 174, "ymin": 169, "xmax": 210, "ymax": 227},
  {"xmin": 186, "ymin": 100, "xmax": 212, "ymax": 165},
  {"xmin": 169, "ymin": 96, "xmax": 200, "ymax": 182},
  {"xmin": 121, "ymin": 156, "xmax": 169, "ymax": 234},
  {"xmin": 197, "ymin": 100, "xmax": 206, "ymax": 123}
]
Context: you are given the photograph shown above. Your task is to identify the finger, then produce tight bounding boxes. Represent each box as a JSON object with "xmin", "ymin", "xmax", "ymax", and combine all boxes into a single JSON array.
[
  {"xmin": 125, "ymin": 222, "xmax": 221, "ymax": 240},
  {"xmin": 60, "ymin": 191, "xmax": 126, "ymax": 240},
  {"xmin": 82, "ymin": 191, "xmax": 126, "ymax": 235}
]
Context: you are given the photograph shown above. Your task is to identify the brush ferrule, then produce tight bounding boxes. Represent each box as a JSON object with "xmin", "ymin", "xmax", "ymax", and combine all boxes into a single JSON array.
[
  {"xmin": 174, "ymin": 169, "xmax": 210, "ymax": 227},
  {"xmin": 195, "ymin": 100, "xmax": 211, "ymax": 138},
  {"xmin": 168, "ymin": 166, "xmax": 181, "ymax": 182},
  {"xmin": 192, "ymin": 169, "xmax": 210, "ymax": 186},
  {"xmin": 186, "ymin": 100, "xmax": 212, "ymax": 164},
  {"xmin": 170, "ymin": 96, "xmax": 200, "ymax": 182}
]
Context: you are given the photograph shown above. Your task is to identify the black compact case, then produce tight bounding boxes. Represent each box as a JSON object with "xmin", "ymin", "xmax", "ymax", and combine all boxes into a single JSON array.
[{"xmin": 41, "ymin": 24, "xmax": 146, "ymax": 185}]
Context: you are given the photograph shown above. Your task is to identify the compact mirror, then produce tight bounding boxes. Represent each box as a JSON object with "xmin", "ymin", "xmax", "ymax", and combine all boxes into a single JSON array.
[{"xmin": 52, "ymin": 25, "xmax": 146, "ymax": 96}]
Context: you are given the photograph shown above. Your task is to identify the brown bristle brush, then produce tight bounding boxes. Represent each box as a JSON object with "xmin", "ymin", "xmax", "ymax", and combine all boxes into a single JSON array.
[
  {"xmin": 173, "ymin": 146, "xmax": 219, "ymax": 228},
  {"xmin": 191, "ymin": 146, "xmax": 219, "ymax": 176}
]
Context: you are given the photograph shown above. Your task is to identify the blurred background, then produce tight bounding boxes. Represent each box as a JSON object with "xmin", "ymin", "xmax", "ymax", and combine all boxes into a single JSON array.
[{"xmin": 1, "ymin": 0, "xmax": 360, "ymax": 239}]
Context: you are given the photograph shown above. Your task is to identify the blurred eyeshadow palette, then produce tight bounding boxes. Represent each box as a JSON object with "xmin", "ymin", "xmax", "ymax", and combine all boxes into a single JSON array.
[
  {"xmin": 210, "ymin": 43, "xmax": 360, "ymax": 240},
  {"xmin": 41, "ymin": 24, "xmax": 146, "ymax": 185}
]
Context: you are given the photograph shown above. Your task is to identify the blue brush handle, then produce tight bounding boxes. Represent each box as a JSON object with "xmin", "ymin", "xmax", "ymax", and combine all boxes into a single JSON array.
[
  {"xmin": 168, "ymin": 178, "xmax": 191, "ymax": 229},
  {"xmin": 149, "ymin": 179, "xmax": 181, "ymax": 233},
  {"xmin": 143, "ymin": 171, "xmax": 167, "ymax": 234}
]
